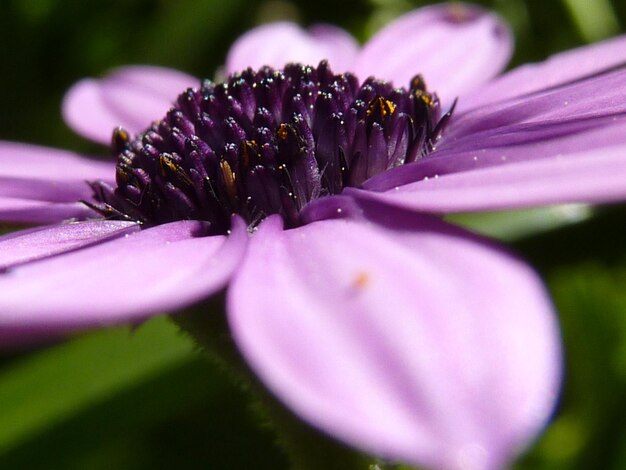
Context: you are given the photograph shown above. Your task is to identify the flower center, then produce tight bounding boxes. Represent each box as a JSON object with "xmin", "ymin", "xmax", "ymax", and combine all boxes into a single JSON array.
[{"xmin": 90, "ymin": 61, "xmax": 449, "ymax": 233}]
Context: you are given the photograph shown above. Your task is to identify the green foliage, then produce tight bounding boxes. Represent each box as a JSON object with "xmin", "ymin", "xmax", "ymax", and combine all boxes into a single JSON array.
[
  {"xmin": 0, "ymin": 317, "xmax": 287, "ymax": 469},
  {"xmin": 511, "ymin": 206, "xmax": 626, "ymax": 469}
]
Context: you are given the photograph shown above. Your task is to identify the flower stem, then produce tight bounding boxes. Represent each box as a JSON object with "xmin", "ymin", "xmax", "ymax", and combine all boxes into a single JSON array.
[{"xmin": 173, "ymin": 297, "xmax": 375, "ymax": 470}]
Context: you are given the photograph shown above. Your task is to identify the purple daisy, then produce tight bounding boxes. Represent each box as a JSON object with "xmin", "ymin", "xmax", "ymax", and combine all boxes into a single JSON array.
[{"xmin": 2, "ymin": 2, "xmax": 626, "ymax": 468}]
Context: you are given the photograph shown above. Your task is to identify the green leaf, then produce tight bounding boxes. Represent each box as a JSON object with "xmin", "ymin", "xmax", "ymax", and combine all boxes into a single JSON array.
[
  {"xmin": 517, "ymin": 259, "xmax": 626, "ymax": 468},
  {"xmin": 0, "ymin": 354, "xmax": 287, "ymax": 469},
  {"xmin": 561, "ymin": 0, "xmax": 620, "ymax": 42},
  {"xmin": 446, "ymin": 204, "xmax": 592, "ymax": 242},
  {"xmin": 0, "ymin": 317, "xmax": 193, "ymax": 452}
]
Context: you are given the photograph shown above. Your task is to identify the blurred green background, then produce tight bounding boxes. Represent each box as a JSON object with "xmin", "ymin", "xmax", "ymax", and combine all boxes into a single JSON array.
[{"xmin": 1, "ymin": 0, "xmax": 626, "ymax": 468}]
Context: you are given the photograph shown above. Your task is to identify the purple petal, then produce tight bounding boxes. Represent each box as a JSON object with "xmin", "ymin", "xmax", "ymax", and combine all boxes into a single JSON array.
[
  {"xmin": 365, "ymin": 114, "xmax": 626, "ymax": 190},
  {"xmin": 0, "ymin": 177, "xmax": 97, "ymax": 203},
  {"xmin": 0, "ymin": 141, "xmax": 114, "ymax": 223},
  {"xmin": 225, "ymin": 22, "xmax": 359, "ymax": 74},
  {"xmin": 354, "ymin": 3, "xmax": 512, "ymax": 105},
  {"xmin": 352, "ymin": 143, "xmax": 626, "ymax": 212},
  {"xmin": 0, "ymin": 141, "xmax": 114, "ymax": 184},
  {"xmin": 228, "ymin": 213, "xmax": 560, "ymax": 469},
  {"xmin": 62, "ymin": 66, "xmax": 198, "ymax": 144},
  {"xmin": 447, "ymin": 68, "xmax": 626, "ymax": 141},
  {"xmin": 309, "ymin": 24, "xmax": 360, "ymax": 68},
  {"xmin": 460, "ymin": 33, "xmax": 626, "ymax": 112},
  {"xmin": 0, "ymin": 198, "xmax": 97, "ymax": 224},
  {"xmin": 0, "ymin": 217, "xmax": 247, "ymax": 334},
  {"xmin": 0, "ymin": 220, "xmax": 139, "ymax": 270}
]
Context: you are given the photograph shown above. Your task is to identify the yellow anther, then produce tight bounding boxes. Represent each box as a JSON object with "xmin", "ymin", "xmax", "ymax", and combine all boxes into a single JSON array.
[
  {"xmin": 116, "ymin": 167, "xmax": 129, "ymax": 183},
  {"xmin": 366, "ymin": 96, "xmax": 397, "ymax": 119},
  {"xmin": 112, "ymin": 126, "xmax": 131, "ymax": 152},
  {"xmin": 277, "ymin": 123, "xmax": 290, "ymax": 140},
  {"xmin": 240, "ymin": 139, "xmax": 259, "ymax": 169},
  {"xmin": 411, "ymin": 76, "xmax": 423, "ymax": 90},
  {"xmin": 159, "ymin": 153, "xmax": 192, "ymax": 186},
  {"xmin": 220, "ymin": 159, "xmax": 238, "ymax": 205},
  {"xmin": 415, "ymin": 89, "xmax": 433, "ymax": 107}
]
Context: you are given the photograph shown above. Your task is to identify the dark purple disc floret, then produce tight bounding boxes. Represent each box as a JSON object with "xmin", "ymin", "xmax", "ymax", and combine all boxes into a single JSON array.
[{"xmin": 89, "ymin": 60, "xmax": 450, "ymax": 233}]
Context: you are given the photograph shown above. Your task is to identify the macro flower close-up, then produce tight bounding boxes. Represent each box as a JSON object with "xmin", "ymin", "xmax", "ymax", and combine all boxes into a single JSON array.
[{"xmin": 1, "ymin": 1, "xmax": 626, "ymax": 469}]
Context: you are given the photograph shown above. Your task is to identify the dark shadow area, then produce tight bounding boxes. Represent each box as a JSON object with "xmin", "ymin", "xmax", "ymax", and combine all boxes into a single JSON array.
[{"xmin": 0, "ymin": 357, "xmax": 288, "ymax": 469}]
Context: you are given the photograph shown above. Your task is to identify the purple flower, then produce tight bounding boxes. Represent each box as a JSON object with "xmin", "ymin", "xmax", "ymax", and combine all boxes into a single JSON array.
[{"xmin": 3, "ymin": 2, "xmax": 626, "ymax": 468}]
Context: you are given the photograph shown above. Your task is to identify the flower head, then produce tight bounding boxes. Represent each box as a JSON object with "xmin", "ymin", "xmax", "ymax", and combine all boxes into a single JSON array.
[
  {"xmin": 91, "ymin": 61, "xmax": 445, "ymax": 230},
  {"xmin": 3, "ymin": 2, "xmax": 626, "ymax": 468}
]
